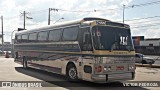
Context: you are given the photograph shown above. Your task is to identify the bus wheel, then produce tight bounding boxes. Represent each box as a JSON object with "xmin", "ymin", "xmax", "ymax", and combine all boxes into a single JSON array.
[
  {"xmin": 23, "ymin": 56, "xmax": 28, "ymax": 69},
  {"xmin": 67, "ymin": 64, "xmax": 78, "ymax": 81}
]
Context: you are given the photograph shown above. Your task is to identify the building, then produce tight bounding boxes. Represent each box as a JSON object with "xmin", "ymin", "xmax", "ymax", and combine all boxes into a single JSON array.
[
  {"xmin": 140, "ymin": 38, "xmax": 160, "ymax": 46},
  {"xmin": 132, "ymin": 36, "xmax": 160, "ymax": 55},
  {"xmin": 0, "ymin": 42, "xmax": 12, "ymax": 51}
]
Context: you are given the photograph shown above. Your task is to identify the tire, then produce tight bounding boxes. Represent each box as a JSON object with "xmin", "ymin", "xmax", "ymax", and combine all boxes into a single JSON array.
[
  {"xmin": 66, "ymin": 64, "xmax": 78, "ymax": 81},
  {"xmin": 142, "ymin": 60, "xmax": 147, "ymax": 64},
  {"xmin": 23, "ymin": 56, "xmax": 28, "ymax": 69}
]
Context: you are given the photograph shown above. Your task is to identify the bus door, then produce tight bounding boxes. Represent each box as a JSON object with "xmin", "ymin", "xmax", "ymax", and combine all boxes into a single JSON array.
[{"xmin": 80, "ymin": 28, "xmax": 93, "ymax": 80}]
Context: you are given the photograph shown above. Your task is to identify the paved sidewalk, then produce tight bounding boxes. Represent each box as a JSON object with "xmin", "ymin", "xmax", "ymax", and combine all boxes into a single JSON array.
[{"xmin": 136, "ymin": 64, "xmax": 160, "ymax": 68}]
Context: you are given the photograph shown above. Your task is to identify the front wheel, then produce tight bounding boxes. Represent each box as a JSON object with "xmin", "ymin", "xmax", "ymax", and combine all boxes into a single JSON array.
[
  {"xmin": 66, "ymin": 65, "xmax": 78, "ymax": 81},
  {"xmin": 142, "ymin": 60, "xmax": 147, "ymax": 64}
]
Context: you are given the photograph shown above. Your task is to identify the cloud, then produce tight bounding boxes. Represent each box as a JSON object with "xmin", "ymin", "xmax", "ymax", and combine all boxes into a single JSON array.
[
  {"xmin": 125, "ymin": 17, "xmax": 160, "ymax": 38},
  {"xmin": 1, "ymin": 0, "xmax": 134, "ymax": 42}
]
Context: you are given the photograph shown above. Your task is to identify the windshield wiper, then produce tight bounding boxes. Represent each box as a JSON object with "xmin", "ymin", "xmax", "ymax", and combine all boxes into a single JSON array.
[
  {"xmin": 124, "ymin": 45, "xmax": 131, "ymax": 52},
  {"xmin": 110, "ymin": 41, "xmax": 118, "ymax": 52}
]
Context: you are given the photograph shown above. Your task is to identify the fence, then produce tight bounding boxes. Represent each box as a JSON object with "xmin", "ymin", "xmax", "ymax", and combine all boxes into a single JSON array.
[{"xmin": 135, "ymin": 46, "xmax": 160, "ymax": 55}]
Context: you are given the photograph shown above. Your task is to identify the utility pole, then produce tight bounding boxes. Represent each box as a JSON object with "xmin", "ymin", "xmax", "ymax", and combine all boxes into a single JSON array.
[
  {"xmin": 48, "ymin": 8, "xmax": 51, "ymax": 25},
  {"xmin": 48, "ymin": 8, "xmax": 59, "ymax": 25},
  {"xmin": 21, "ymin": 11, "xmax": 32, "ymax": 29},
  {"xmin": 24, "ymin": 11, "xmax": 26, "ymax": 29},
  {"xmin": 1, "ymin": 16, "xmax": 4, "ymax": 53},
  {"xmin": 123, "ymin": 5, "xmax": 125, "ymax": 24}
]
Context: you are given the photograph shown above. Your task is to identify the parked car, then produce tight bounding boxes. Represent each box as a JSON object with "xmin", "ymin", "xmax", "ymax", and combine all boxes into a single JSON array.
[{"xmin": 135, "ymin": 53, "xmax": 155, "ymax": 64}]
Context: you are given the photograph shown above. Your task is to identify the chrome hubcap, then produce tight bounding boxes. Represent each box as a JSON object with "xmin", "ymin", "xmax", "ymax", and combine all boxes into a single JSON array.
[{"xmin": 69, "ymin": 67, "xmax": 77, "ymax": 79}]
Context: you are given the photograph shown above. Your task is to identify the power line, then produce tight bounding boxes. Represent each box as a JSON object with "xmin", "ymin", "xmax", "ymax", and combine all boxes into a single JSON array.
[
  {"xmin": 132, "ymin": 27, "xmax": 159, "ymax": 30},
  {"xmin": 4, "ymin": 16, "xmax": 19, "ymax": 19},
  {"xmin": 127, "ymin": 19, "xmax": 160, "ymax": 26},
  {"xmin": 2, "ymin": 0, "xmax": 160, "ymax": 20},
  {"xmin": 30, "ymin": 9, "xmax": 48, "ymax": 14},
  {"xmin": 116, "ymin": 15, "xmax": 160, "ymax": 23},
  {"xmin": 131, "ymin": 22, "xmax": 160, "ymax": 29},
  {"xmin": 125, "ymin": 15, "xmax": 160, "ymax": 21},
  {"xmin": 46, "ymin": 0, "xmax": 160, "ymax": 13},
  {"xmin": 2, "ymin": 9, "xmax": 47, "ymax": 20},
  {"xmin": 49, "ymin": 8, "xmax": 119, "ymax": 13},
  {"xmin": 126, "ymin": 0, "xmax": 160, "ymax": 8}
]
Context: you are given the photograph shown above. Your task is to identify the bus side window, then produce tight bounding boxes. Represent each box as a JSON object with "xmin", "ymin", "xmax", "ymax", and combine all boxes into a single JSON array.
[
  {"xmin": 21, "ymin": 34, "xmax": 28, "ymax": 43},
  {"xmin": 17, "ymin": 35, "xmax": 21, "ymax": 43},
  {"xmin": 48, "ymin": 29, "xmax": 62, "ymax": 41},
  {"xmin": 15, "ymin": 35, "xmax": 17, "ymax": 43},
  {"xmin": 82, "ymin": 30, "xmax": 92, "ymax": 51},
  {"xmin": 29, "ymin": 33, "xmax": 38, "ymax": 42},
  {"xmin": 38, "ymin": 31, "xmax": 48, "ymax": 42}
]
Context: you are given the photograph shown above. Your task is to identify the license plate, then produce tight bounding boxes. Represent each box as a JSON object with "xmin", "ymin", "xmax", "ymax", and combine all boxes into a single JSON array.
[{"xmin": 116, "ymin": 66, "xmax": 124, "ymax": 70}]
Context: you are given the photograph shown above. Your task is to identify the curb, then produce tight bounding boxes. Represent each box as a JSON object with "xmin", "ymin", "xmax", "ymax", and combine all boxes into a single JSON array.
[{"xmin": 136, "ymin": 64, "xmax": 160, "ymax": 68}]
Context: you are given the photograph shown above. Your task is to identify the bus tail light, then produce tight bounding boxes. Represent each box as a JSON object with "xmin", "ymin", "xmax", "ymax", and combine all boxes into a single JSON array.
[{"xmin": 95, "ymin": 66, "xmax": 103, "ymax": 72}]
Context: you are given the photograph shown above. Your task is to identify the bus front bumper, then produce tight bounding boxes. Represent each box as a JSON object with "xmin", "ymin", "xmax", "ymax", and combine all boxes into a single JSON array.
[{"xmin": 91, "ymin": 72, "xmax": 135, "ymax": 82}]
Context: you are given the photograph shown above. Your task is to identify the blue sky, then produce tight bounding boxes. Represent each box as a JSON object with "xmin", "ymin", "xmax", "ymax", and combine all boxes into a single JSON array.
[
  {"xmin": 0, "ymin": 0, "xmax": 160, "ymax": 42},
  {"xmin": 124, "ymin": 0, "xmax": 160, "ymax": 38},
  {"xmin": 125, "ymin": 0, "xmax": 160, "ymax": 19}
]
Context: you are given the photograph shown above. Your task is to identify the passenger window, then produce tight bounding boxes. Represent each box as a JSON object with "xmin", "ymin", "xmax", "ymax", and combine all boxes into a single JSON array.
[
  {"xmin": 38, "ymin": 31, "xmax": 48, "ymax": 41},
  {"xmin": 17, "ymin": 35, "xmax": 21, "ymax": 43},
  {"xmin": 21, "ymin": 34, "xmax": 28, "ymax": 42},
  {"xmin": 29, "ymin": 33, "xmax": 37, "ymax": 42},
  {"xmin": 49, "ymin": 29, "xmax": 62, "ymax": 41},
  {"xmin": 62, "ymin": 27, "xmax": 78, "ymax": 41},
  {"xmin": 17, "ymin": 35, "xmax": 21, "ymax": 40}
]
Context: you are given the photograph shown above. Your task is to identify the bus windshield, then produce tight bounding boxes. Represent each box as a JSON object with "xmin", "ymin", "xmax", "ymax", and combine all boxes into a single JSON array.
[{"xmin": 92, "ymin": 26, "xmax": 134, "ymax": 51}]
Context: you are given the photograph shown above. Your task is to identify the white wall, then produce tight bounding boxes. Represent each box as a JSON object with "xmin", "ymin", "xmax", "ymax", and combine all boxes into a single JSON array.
[{"xmin": 140, "ymin": 40, "xmax": 160, "ymax": 46}]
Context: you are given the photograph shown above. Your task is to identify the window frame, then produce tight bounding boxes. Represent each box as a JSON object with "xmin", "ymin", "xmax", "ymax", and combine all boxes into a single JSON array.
[
  {"xmin": 28, "ymin": 32, "xmax": 38, "ymax": 42},
  {"xmin": 48, "ymin": 29, "xmax": 62, "ymax": 42},
  {"xmin": 37, "ymin": 31, "xmax": 49, "ymax": 42},
  {"xmin": 21, "ymin": 34, "xmax": 29, "ymax": 43},
  {"xmin": 17, "ymin": 35, "xmax": 22, "ymax": 43},
  {"xmin": 62, "ymin": 26, "xmax": 79, "ymax": 41}
]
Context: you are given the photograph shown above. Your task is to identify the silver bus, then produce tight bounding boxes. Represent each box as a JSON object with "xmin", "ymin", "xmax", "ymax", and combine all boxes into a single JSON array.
[{"xmin": 14, "ymin": 17, "xmax": 135, "ymax": 83}]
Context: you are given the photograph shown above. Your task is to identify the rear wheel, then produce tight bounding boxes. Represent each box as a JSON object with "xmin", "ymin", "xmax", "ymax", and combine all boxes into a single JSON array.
[
  {"xmin": 66, "ymin": 64, "xmax": 78, "ymax": 81},
  {"xmin": 23, "ymin": 56, "xmax": 28, "ymax": 69}
]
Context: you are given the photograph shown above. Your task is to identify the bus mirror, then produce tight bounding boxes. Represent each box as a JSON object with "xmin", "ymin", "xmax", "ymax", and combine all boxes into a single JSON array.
[{"xmin": 18, "ymin": 28, "xmax": 26, "ymax": 31}]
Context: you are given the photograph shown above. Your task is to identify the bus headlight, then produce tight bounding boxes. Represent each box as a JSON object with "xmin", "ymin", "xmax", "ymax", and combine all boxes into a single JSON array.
[
  {"xmin": 128, "ymin": 65, "xmax": 134, "ymax": 70},
  {"xmin": 104, "ymin": 66, "xmax": 112, "ymax": 71},
  {"xmin": 108, "ymin": 66, "xmax": 111, "ymax": 71}
]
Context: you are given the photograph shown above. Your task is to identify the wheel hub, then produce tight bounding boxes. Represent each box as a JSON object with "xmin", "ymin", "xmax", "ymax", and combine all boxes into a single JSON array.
[{"xmin": 69, "ymin": 67, "xmax": 77, "ymax": 79}]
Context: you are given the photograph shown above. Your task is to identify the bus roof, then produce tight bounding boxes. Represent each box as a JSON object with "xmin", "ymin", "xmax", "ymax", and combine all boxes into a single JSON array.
[{"xmin": 15, "ymin": 17, "xmax": 110, "ymax": 35}]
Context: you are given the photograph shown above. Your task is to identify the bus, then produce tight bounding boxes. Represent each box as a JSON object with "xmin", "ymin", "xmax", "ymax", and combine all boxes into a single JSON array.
[{"xmin": 14, "ymin": 17, "xmax": 135, "ymax": 83}]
